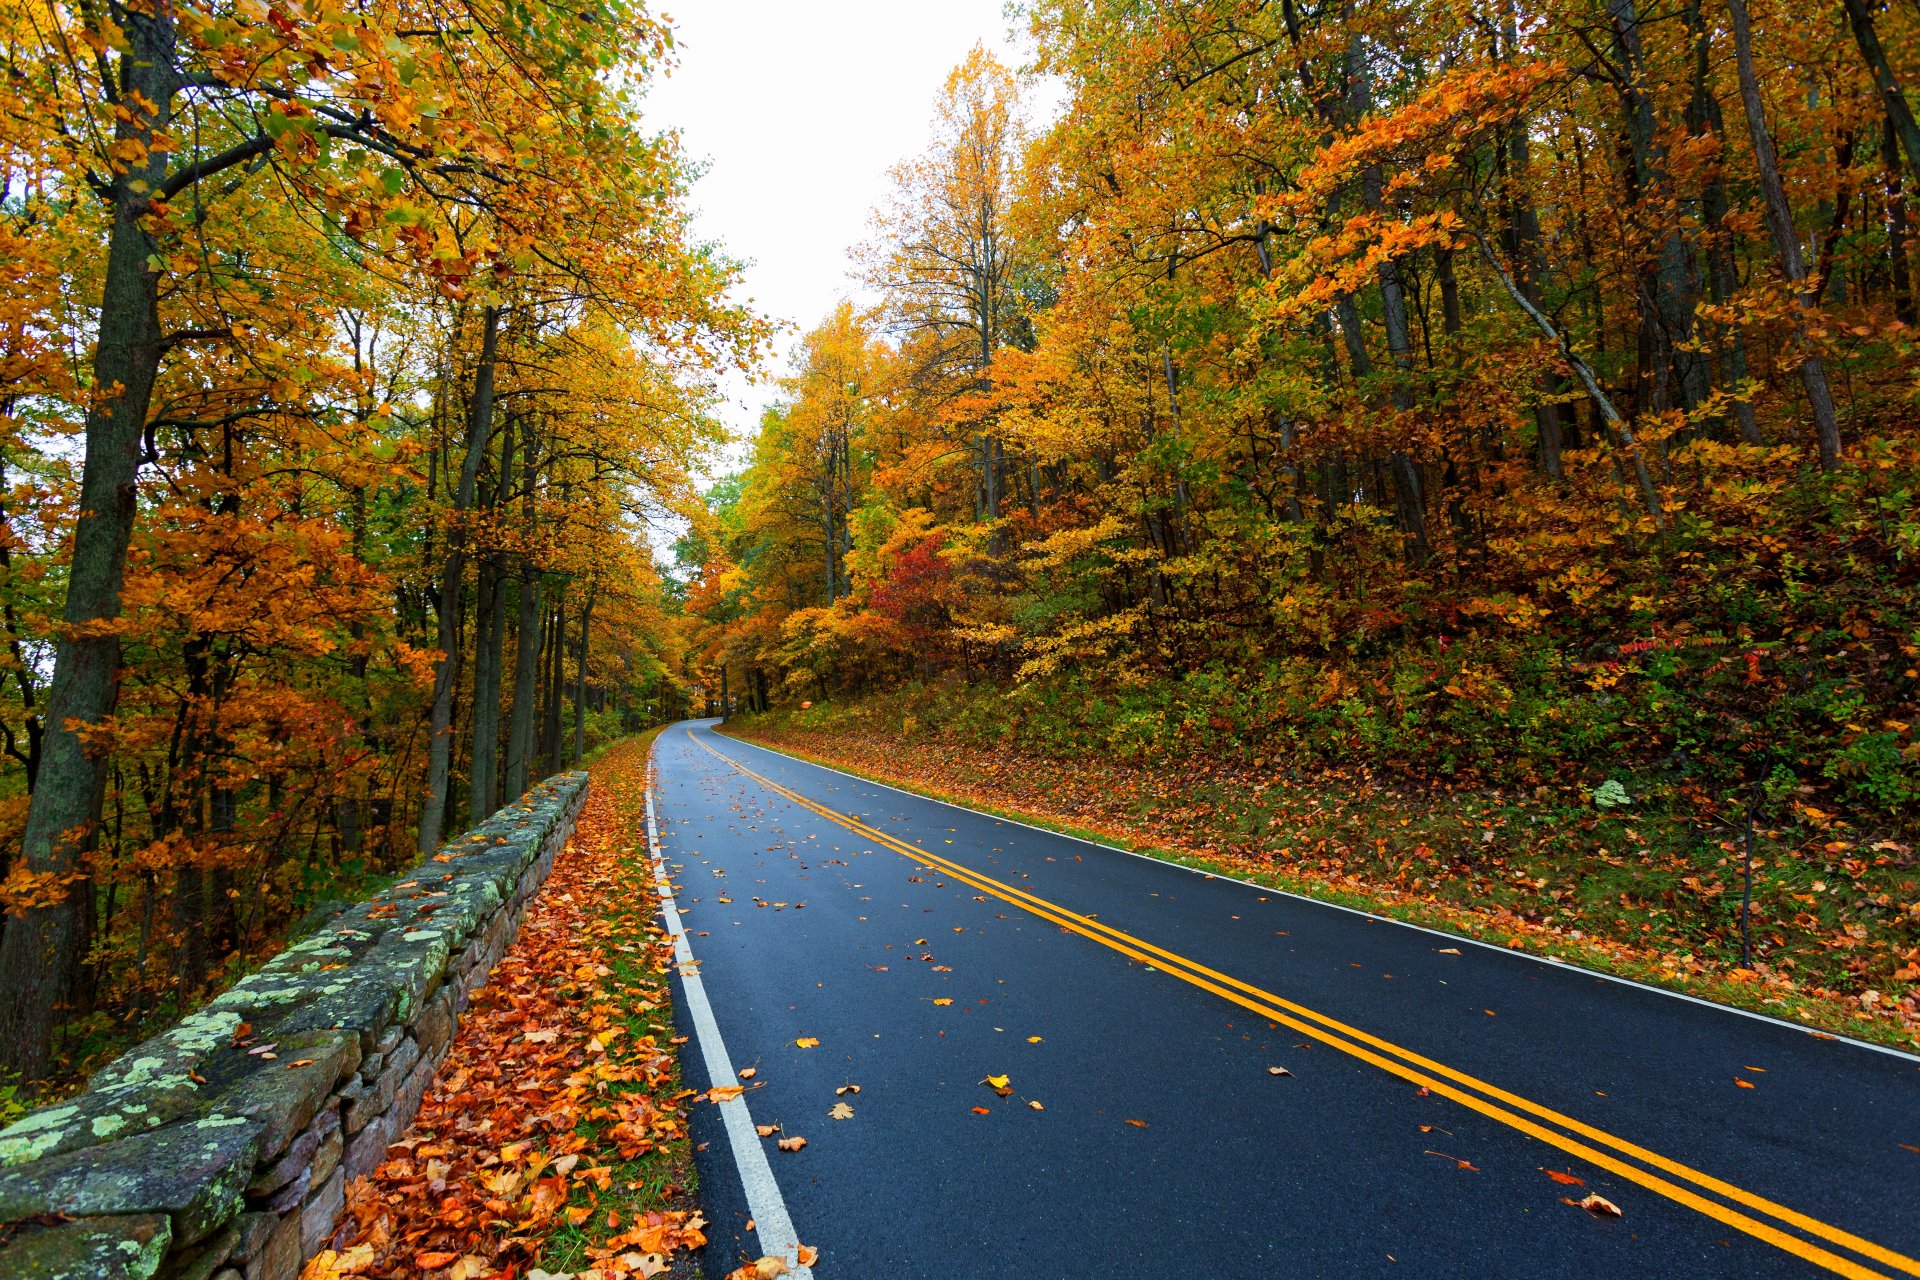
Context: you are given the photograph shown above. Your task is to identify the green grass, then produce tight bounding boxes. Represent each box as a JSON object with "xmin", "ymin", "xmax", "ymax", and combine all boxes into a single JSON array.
[{"xmin": 535, "ymin": 725, "xmax": 704, "ymax": 1275}]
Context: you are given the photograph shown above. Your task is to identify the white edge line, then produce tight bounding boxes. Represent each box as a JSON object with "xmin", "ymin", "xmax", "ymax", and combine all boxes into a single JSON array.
[
  {"xmin": 646, "ymin": 755, "xmax": 815, "ymax": 1277},
  {"xmin": 695, "ymin": 720, "xmax": 1920, "ymax": 1067}
]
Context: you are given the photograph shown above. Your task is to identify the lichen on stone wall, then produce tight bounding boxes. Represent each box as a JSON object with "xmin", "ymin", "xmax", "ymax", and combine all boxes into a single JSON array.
[{"xmin": 0, "ymin": 771, "xmax": 590, "ymax": 1280}]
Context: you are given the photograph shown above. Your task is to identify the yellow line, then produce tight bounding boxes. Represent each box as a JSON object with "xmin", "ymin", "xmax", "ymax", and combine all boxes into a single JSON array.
[{"xmin": 690, "ymin": 731, "xmax": 1914, "ymax": 1280}]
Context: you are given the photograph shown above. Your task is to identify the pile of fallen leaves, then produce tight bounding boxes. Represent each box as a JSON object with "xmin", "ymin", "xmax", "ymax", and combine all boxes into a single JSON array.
[
  {"xmin": 305, "ymin": 735, "xmax": 706, "ymax": 1280},
  {"xmin": 729, "ymin": 720, "xmax": 1919, "ymax": 1050}
]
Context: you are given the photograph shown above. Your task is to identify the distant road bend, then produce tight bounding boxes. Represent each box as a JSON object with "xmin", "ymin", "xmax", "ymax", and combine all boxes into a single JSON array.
[{"xmin": 645, "ymin": 719, "xmax": 1920, "ymax": 1279}]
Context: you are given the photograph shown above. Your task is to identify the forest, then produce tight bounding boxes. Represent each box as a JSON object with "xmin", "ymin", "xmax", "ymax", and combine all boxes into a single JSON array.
[
  {"xmin": 6, "ymin": 0, "xmax": 1920, "ymax": 1100},
  {"xmin": 0, "ymin": 0, "xmax": 764, "ymax": 1092},
  {"xmin": 687, "ymin": 6, "xmax": 1920, "ymax": 1016}
]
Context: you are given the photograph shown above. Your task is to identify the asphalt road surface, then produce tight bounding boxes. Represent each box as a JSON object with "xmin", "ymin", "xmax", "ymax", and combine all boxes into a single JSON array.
[{"xmin": 647, "ymin": 719, "xmax": 1920, "ymax": 1279}]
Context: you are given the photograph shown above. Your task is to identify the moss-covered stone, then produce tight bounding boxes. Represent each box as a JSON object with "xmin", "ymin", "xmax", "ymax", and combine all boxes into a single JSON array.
[
  {"xmin": 0, "ymin": 1114, "xmax": 261, "ymax": 1244},
  {"xmin": 0, "ymin": 1213, "xmax": 171, "ymax": 1280}
]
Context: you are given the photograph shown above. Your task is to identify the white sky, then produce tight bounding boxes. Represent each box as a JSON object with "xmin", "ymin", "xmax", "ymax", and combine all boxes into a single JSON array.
[{"xmin": 642, "ymin": 0, "xmax": 1044, "ymax": 469}]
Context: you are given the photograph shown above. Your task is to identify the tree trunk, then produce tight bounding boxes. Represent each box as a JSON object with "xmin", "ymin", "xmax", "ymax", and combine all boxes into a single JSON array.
[
  {"xmin": 0, "ymin": 7, "xmax": 178, "ymax": 1087},
  {"xmin": 544, "ymin": 592, "xmax": 567, "ymax": 774},
  {"xmin": 1885, "ymin": 119, "xmax": 1917, "ymax": 323},
  {"xmin": 505, "ymin": 567, "xmax": 542, "ymax": 799},
  {"xmin": 573, "ymin": 587, "xmax": 595, "ymax": 763},
  {"xmin": 1610, "ymin": 0, "xmax": 1708, "ymax": 418},
  {"xmin": 468, "ymin": 560, "xmax": 505, "ymax": 819},
  {"xmin": 419, "ymin": 304, "xmax": 501, "ymax": 854},
  {"xmin": 1727, "ymin": 0, "xmax": 1844, "ymax": 469},
  {"xmin": 1842, "ymin": 0, "xmax": 1920, "ymax": 194}
]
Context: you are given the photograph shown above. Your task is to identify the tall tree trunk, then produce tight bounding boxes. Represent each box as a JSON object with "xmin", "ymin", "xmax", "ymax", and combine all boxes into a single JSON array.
[
  {"xmin": 1842, "ymin": 0, "xmax": 1920, "ymax": 194},
  {"xmin": 505, "ymin": 568, "xmax": 542, "ymax": 800},
  {"xmin": 1684, "ymin": 1, "xmax": 1765, "ymax": 446},
  {"xmin": 419, "ymin": 304, "xmax": 501, "ymax": 854},
  {"xmin": 1611, "ymin": 0, "xmax": 1709, "ymax": 418},
  {"xmin": 471, "ymin": 418, "xmax": 518, "ymax": 815},
  {"xmin": 1728, "ymin": 0, "xmax": 1844, "ymax": 469},
  {"xmin": 469, "ymin": 561, "xmax": 504, "ymax": 819},
  {"xmin": 1885, "ymin": 119, "xmax": 1917, "ymax": 323},
  {"xmin": 545, "ymin": 591, "xmax": 567, "ymax": 774},
  {"xmin": 573, "ymin": 587, "xmax": 595, "ymax": 763},
  {"xmin": 1348, "ymin": 37, "xmax": 1432, "ymax": 563},
  {"xmin": 0, "ymin": 6, "xmax": 179, "ymax": 1086}
]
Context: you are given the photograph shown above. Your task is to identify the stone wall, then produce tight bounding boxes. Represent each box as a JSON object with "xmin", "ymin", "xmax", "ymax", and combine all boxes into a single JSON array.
[{"xmin": 0, "ymin": 772, "xmax": 590, "ymax": 1280}]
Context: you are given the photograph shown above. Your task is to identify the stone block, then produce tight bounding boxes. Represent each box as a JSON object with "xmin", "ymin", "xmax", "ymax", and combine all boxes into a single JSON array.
[
  {"xmin": 298, "ymin": 1167, "xmax": 344, "ymax": 1260},
  {"xmin": 259, "ymin": 1166, "xmax": 309, "ymax": 1215},
  {"xmin": 248, "ymin": 1105, "xmax": 340, "ymax": 1199},
  {"xmin": 0, "ymin": 1213, "xmax": 171, "ymax": 1280},
  {"xmin": 309, "ymin": 1122, "xmax": 342, "ymax": 1189},
  {"xmin": 163, "ymin": 1220, "xmax": 240, "ymax": 1280},
  {"xmin": 243, "ymin": 1211, "xmax": 299, "ymax": 1280},
  {"xmin": 414, "ymin": 987, "xmax": 456, "ymax": 1063},
  {"xmin": 343, "ymin": 1035, "xmax": 416, "ymax": 1135},
  {"xmin": 224, "ymin": 1213, "xmax": 278, "ymax": 1265},
  {"xmin": 0, "ymin": 1115, "xmax": 262, "ymax": 1246},
  {"xmin": 229, "ymin": 1040, "xmax": 350, "ymax": 1170}
]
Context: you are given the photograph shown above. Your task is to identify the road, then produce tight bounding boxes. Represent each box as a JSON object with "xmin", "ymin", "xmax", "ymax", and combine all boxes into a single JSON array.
[{"xmin": 645, "ymin": 719, "xmax": 1920, "ymax": 1279}]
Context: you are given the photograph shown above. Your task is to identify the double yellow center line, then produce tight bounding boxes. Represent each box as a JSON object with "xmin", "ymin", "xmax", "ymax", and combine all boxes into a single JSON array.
[{"xmin": 691, "ymin": 731, "xmax": 1914, "ymax": 1279}]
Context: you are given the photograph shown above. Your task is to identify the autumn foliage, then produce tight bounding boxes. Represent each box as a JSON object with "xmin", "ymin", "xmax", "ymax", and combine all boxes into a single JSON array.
[
  {"xmin": 0, "ymin": 0, "xmax": 763, "ymax": 1088},
  {"xmin": 689, "ymin": 10, "xmax": 1920, "ymax": 1008}
]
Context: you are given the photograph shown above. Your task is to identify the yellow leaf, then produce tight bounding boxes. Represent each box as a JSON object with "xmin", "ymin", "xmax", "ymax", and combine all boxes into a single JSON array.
[
  {"xmin": 982, "ymin": 1074, "xmax": 1009, "ymax": 1089},
  {"xmin": 794, "ymin": 1037, "xmax": 819, "ymax": 1048}
]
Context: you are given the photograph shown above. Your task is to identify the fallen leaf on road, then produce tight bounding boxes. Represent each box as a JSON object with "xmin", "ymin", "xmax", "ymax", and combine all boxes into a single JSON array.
[
  {"xmin": 776, "ymin": 1136, "xmax": 807, "ymax": 1152},
  {"xmin": 835, "ymin": 1084, "xmax": 860, "ymax": 1095},
  {"xmin": 1029, "ymin": 1100, "xmax": 1044, "ymax": 1111},
  {"xmin": 1125, "ymin": 1119, "xmax": 1148, "ymax": 1128},
  {"xmin": 1565, "ymin": 1194, "xmax": 1622, "ymax": 1218},
  {"xmin": 829, "ymin": 1102, "xmax": 854, "ymax": 1119},
  {"xmin": 798, "ymin": 1245, "xmax": 819, "ymax": 1266},
  {"xmin": 1027, "ymin": 1036, "xmax": 1042, "ymax": 1043},
  {"xmin": 755, "ymin": 1124, "xmax": 780, "ymax": 1138},
  {"xmin": 1267, "ymin": 1066, "xmax": 1291, "ymax": 1076},
  {"xmin": 933, "ymin": 998, "xmax": 953, "ymax": 1006},
  {"xmin": 1543, "ymin": 1169, "xmax": 1585, "ymax": 1186},
  {"xmin": 971, "ymin": 1106, "xmax": 991, "ymax": 1115},
  {"xmin": 1425, "ymin": 1150, "xmax": 1479, "ymax": 1171},
  {"xmin": 1735, "ymin": 1079, "xmax": 1755, "ymax": 1089},
  {"xmin": 1436, "ymin": 947, "xmax": 1462, "ymax": 955},
  {"xmin": 914, "ymin": 938, "xmax": 928, "ymax": 945},
  {"xmin": 707, "ymin": 1085, "xmax": 745, "ymax": 1103},
  {"xmin": 1743, "ymin": 1066, "xmax": 1766, "ymax": 1072},
  {"xmin": 738, "ymin": 1067, "xmax": 757, "ymax": 1079},
  {"xmin": 982, "ymin": 1074, "xmax": 1010, "ymax": 1089},
  {"xmin": 794, "ymin": 1037, "xmax": 820, "ymax": 1049}
]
